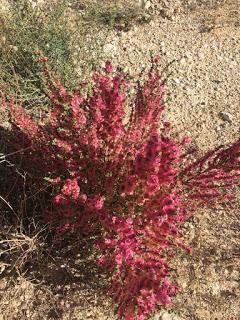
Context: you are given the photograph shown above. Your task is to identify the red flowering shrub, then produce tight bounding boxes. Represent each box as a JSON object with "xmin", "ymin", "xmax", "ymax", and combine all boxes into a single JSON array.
[{"xmin": 6, "ymin": 58, "xmax": 240, "ymax": 319}]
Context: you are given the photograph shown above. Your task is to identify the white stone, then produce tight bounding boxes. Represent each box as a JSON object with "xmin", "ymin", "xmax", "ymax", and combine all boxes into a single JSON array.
[
  {"xmin": 219, "ymin": 111, "xmax": 233, "ymax": 123},
  {"xmin": 180, "ymin": 57, "xmax": 186, "ymax": 64},
  {"xmin": 212, "ymin": 282, "xmax": 220, "ymax": 295},
  {"xmin": 161, "ymin": 311, "xmax": 180, "ymax": 320},
  {"xmin": 162, "ymin": 312, "xmax": 171, "ymax": 320},
  {"xmin": 103, "ymin": 43, "xmax": 117, "ymax": 57},
  {"xmin": 144, "ymin": 1, "xmax": 151, "ymax": 10}
]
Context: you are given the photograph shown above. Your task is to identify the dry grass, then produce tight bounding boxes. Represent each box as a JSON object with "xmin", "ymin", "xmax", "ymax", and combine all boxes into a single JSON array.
[{"xmin": 0, "ymin": 225, "xmax": 43, "ymax": 274}]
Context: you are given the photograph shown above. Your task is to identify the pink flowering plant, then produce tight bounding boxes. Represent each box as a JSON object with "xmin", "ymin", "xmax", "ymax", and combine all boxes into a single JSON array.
[{"xmin": 6, "ymin": 57, "xmax": 240, "ymax": 319}]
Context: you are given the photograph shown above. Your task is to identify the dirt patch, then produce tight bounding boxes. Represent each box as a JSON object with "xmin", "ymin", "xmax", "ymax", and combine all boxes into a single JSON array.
[{"xmin": 0, "ymin": 1, "xmax": 239, "ymax": 319}]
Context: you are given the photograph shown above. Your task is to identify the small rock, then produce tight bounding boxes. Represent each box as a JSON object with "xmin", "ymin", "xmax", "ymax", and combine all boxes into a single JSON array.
[
  {"xmin": 231, "ymin": 281, "xmax": 239, "ymax": 288},
  {"xmin": 181, "ymin": 281, "xmax": 188, "ymax": 289},
  {"xmin": 143, "ymin": 1, "xmax": 151, "ymax": 10},
  {"xmin": 219, "ymin": 111, "xmax": 233, "ymax": 123},
  {"xmin": 160, "ymin": 311, "xmax": 179, "ymax": 320},
  {"xmin": 211, "ymin": 282, "xmax": 220, "ymax": 295},
  {"xmin": 86, "ymin": 311, "xmax": 93, "ymax": 318},
  {"xmin": 185, "ymin": 51, "xmax": 192, "ymax": 60},
  {"xmin": 60, "ymin": 299, "xmax": 65, "ymax": 306},
  {"xmin": 150, "ymin": 19, "xmax": 155, "ymax": 26},
  {"xmin": 180, "ymin": 57, "xmax": 186, "ymax": 64},
  {"xmin": 168, "ymin": 15, "xmax": 175, "ymax": 21},
  {"xmin": 189, "ymin": 227, "xmax": 195, "ymax": 241},
  {"xmin": 103, "ymin": 43, "xmax": 117, "ymax": 57}
]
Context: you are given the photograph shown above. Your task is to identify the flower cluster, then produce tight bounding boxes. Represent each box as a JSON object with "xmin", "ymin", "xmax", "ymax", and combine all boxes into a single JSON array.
[{"xmin": 7, "ymin": 58, "xmax": 240, "ymax": 319}]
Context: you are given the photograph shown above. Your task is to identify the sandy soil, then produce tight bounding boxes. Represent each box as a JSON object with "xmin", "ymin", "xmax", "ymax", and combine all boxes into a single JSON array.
[{"xmin": 0, "ymin": 1, "xmax": 239, "ymax": 319}]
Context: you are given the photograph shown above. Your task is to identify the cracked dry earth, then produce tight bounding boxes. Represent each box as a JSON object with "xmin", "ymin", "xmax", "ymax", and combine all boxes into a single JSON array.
[{"xmin": 0, "ymin": 1, "xmax": 239, "ymax": 319}]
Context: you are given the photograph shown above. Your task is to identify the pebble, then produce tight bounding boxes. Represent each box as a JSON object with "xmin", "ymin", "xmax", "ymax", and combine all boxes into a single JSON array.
[
  {"xmin": 160, "ymin": 311, "xmax": 180, "ymax": 320},
  {"xmin": 211, "ymin": 282, "xmax": 220, "ymax": 295},
  {"xmin": 231, "ymin": 281, "xmax": 239, "ymax": 288},
  {"xmin": 181, "ymin": 281, "xmax": 188, "ymax": 289},
  {"xmin": 143, "ymin": 1, "xmax": 151, "ymax": 10},
  {"xmin": 180, "ymin": 57, "xmax": 186, "ymax": 64},
  {"xmin": 103, "ymin": 43, "xmax": 117, "ymax": 57},
  {"xmin": 185, "ymin": 51, "xmax": 192, "ymax": 58},
  {"xmin": 219, "ymin": 111, "xmax": 233, "ymax": 123}
]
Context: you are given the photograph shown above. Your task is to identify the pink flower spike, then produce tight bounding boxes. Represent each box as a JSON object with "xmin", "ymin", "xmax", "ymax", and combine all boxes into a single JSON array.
[
  {"xmin": 115, "ymin": 253, "xmax": 123, "ymax": 266},
  {"xmin": 92, "ymin": 196, "xmax": 105, "ymax": 210},
  {"xmin": 61, "ymin": 179, "xmax": 80, "ymax": 200},
  {"xmin": 39, "ymin": 56, "xmax": 48, "ymax": 62},
  {"xmin": 104, "ymin": 60, "xmax": 113, "ymax": 73},
  {"xmin": 79, "ymin": 194, "xmax": 87, "ymax": 204},
  {"xmin": 153, "ymin": 54, "xmax": 161, "ymax": 63},
  {"xmin": 54, "ymin": 194, "xmax": 67, "ymax": 205},
  {"xmin": 182, "ymin": 136, "xmax": 191, "ymax": 145}
]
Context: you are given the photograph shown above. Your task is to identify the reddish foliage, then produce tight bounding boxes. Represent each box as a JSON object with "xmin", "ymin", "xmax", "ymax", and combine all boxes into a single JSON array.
[{"xmin": 6, "ymin": 59, "xmax": 240, "ymax": 319}]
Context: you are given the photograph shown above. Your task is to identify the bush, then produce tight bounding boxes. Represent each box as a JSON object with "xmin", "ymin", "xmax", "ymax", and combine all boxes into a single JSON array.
[{"xmin": 6, "ymin": 58, "xmax": 240, "ymax": 319}]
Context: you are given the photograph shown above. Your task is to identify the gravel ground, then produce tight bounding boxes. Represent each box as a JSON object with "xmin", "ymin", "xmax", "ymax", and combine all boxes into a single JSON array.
[
  {"xmin": 0, "ymin": 1, "xmax": 239, "ymax": 319},
  {"xmin": 100, "ymin": 0, "xmax": 240, "ymax": 151}
]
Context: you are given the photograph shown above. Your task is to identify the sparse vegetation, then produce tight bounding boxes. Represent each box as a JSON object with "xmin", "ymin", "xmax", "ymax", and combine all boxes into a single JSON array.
[
  {"xmin": 0, "ymin": 0, "xmax": 152, "ymax": 111},
  {"xmin": 0, "ymin": 1, "xmax": 239, "ymax": 320},
  {"xmin": 0, "ymin": 0, "xmax": 108, "ymax": 109}
]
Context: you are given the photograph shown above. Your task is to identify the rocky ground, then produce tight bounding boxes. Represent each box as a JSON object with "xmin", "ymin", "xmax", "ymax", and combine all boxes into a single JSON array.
[{"xmin": 0, "ymin": 1, "xmax": 239, "ymax": 319}]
